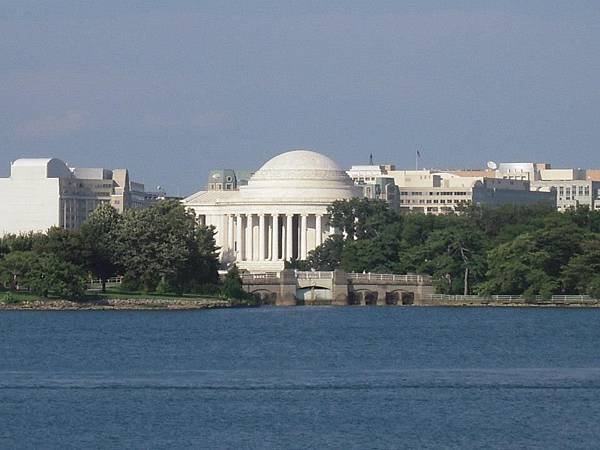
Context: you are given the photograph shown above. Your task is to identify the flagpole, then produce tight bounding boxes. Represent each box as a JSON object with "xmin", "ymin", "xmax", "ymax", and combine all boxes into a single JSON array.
[{"xmin": 415, "ymin": 149, "xmax": 418, "ymax": 171}]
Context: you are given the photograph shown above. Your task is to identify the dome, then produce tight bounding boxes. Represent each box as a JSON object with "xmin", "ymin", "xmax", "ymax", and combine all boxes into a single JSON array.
[
  {"xmin": 258, "ymin": 150, "xmax": 343, "ymax": 174},
  {"xmin": 240, "ymin": 149, "xmax": 360, "ymax": 201}
]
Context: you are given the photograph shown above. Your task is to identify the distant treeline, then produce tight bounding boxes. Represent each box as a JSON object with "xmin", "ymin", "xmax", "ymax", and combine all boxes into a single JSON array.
[
  {"xmin": 2, "ymin": 199, "xmax": 599, "ymax": 300},
  {"xmin": 0, "ymin": 201, "xmax": 225, "ymax": 300},
  {"xmin": 291, "ymin": 199, "xmax": 600, "ymax": 298}
]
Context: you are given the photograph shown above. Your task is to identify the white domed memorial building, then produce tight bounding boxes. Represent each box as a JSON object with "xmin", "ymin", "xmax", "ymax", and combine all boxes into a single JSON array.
[{"xmin": 183, "ymin": 150, "xmax": 362, "ymax": 271}]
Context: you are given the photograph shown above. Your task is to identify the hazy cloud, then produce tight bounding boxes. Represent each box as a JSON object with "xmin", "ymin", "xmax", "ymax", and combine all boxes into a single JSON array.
[
  {"xmin": 142, "ymin": 111, "xmax": 230, "ymax": 130},
  {"xmin": 190, "ymin": 112, "xmax": 229, "ymax": 129},
  {"xmin": 16, "ymin": 110, "xmax": 88, "ymax": 138}
]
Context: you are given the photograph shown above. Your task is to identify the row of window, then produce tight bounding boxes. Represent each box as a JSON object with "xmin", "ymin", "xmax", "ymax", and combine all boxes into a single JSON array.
[
  {"xmin": 208, "ymin": 183, "xmax": 234, "ymax": 191},
  {"xmin": 353, "ymin": 176, "xmax": 378, "ymax": 182},
  {"xmin": 400, "ymin": 191, "xmax": 470, "ymax": 196},
  {"xmin": 558, "ymin": 186, "xmax": 590, "ymax": 196},
  {"xmin": 400, "ymin": 206, "xmax": 456, "ymax": 213},
  {"xmin": 400, "ymin": 199, "xmax": 468, "ymax": 205}
]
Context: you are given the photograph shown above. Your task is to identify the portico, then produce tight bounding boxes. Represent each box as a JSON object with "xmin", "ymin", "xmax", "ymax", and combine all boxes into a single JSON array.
[{"xmin": 224, "ymin": 211, "xmax": 325, "ymax": 262}]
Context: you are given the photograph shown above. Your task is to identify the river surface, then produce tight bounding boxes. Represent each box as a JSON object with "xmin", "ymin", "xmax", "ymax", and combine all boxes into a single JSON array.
[{"xmin": 1, "ymin": 307, "xmax": 600, "ymax": 449}]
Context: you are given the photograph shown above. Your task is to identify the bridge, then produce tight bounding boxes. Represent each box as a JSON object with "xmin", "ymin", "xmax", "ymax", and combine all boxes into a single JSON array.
[{"xmin": 241, "ymin": 270, "xmax": 434, "ymax": 306}]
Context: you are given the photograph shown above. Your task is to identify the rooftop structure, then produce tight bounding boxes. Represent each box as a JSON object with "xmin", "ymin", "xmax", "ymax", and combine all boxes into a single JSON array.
[
  {"xmin": 207, "ymin": 169, "xmax": 254, "ymax": 191},
  {"xmin": 347, "ymin": 164, "xmax": 399, "ymax": 208}
]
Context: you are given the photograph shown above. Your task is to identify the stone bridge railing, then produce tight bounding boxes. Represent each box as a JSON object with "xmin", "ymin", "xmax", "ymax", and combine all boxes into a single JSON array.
[
  {"xmin": 242, "ymin": 270, "xmax": 433, "ymax": 285},
  {"xmin": 242, "ymin": 272, "xmax": 280, "ymax": 281},
  {"xmin": 346, "ymin": 272, "xmax": 432, "ymax": 285}
]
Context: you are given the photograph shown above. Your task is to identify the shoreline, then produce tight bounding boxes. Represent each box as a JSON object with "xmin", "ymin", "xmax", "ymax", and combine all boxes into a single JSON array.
[
  {"xmin": 1, "ymin": 298, "xmax": 600, "ymax": 310},
  {"xmin": 0, "ymin": 298, "xmax": 232, "ymax": 311}
]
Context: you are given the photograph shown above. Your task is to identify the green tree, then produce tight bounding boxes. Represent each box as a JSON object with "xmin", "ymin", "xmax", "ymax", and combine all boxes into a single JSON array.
[
  {"xmin": 80, "ymin": 204, "xmax": 122, "ymax": 292},
  {"xmin": 462, "ymin": 203, "xmax": 555, "ymax": 243},
  {"xmin": 563, "ymin": 206, "xmax": 600, "ymax": 233},
  {"xmin": 0, "ymin": 232, "xmax": 48, "ymax": 253},
  {"xmin": 328, "ymin": 198, "xmax": 397, "ymax": 240},
  {"xmin": 27, "ymin": 255, "xmax": 87, "ymax": 300},
  {"xmin": 479, "ymin": 234, "xmax": 557, "ymax": 297},
  {"xmin": 33, "ymin": 227, "xmax": 87, "ymax": 267},
  {"xmin": 221, "ymin": 265, "xmax": 247, "ymax": 300},
  {"xmin": 0, "ymin": 239, "xmax": 9, "ymax": 261},
  {"xmin": 0, "ymin": 251, "xmax": 85, "ymax": 299},
  {"xmin": 171, "ymin": 223, "xmax": 220, "ymax": 292},
  {"xmin": 284, "ymin": 258, "xmax": 311, "ymax": 271},
  {"xmin": 0, "ymin": 251, "xmax": 38, "ymax": 291},
  {"xmin": 561, "ymin": 239, "xmax": 600, "ymax": 295},
  {"xmin": 307, "ymin": 235, "xmax": 344, "ymax": 270},
  {"xmin": 588, "ymin": 277, "xmax": 600, "ymax": 299},
  {"xmin": 114, "ymin": 200, "xmax": 219, "ymax": 292},
  {"xmin": 420, "ymin": 225, "xmax": 488, "ymax": 294},
  {"xmin": 320, "ymin": 198, "xmax": 404, "ymax": 273}
]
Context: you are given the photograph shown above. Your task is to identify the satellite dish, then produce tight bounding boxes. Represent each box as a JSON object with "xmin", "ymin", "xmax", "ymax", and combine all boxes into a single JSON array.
[{"xmin": 487, "ymin": 161, "xmax": 498, "ymax": 170}]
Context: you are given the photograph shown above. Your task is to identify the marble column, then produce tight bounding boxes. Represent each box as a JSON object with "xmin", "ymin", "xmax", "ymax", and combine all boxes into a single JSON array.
[
  {"xmin": 236, "ymin": 214, "xmax": 243, "ymax": 260},
  {"xmin": 247, "ymin": 214, "xmax": 254, "ymax": 261},
  {"xmin": 300, "ymin": 214, "xmax": 308, "ymax": 260},
  {"xmin": 272, "ymin": 214, "xmax": 279, "ymax": 261},
  {"xmin": 227, "ymin": 214, "xmax": 234, "ymax": 251},
  {"xmin": 315, "ymin": 214, "xmax": 322, "ymax": 247},
  {"xmin": 286, "ymin": 214, "xmax": 293, "ymax": 261},
  {"xmin": 280, "ymin": 219, "xmax": 286, "ymax": 261},
  {"xmin": 259, "ymin": 214, "xmax": 266, "ymax": 261}
]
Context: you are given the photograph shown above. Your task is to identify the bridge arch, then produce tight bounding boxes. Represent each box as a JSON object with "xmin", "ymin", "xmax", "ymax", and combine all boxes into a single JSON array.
[
  {"xmin": 387, "ymin": 289, "xmax": 414, "ymax": 305},
  {"xmin": 249, "ymin": 288, "xmax": 277, "ymax": 305},
  {"xmin": 297, "ymin": 280, "xmax": 332, "ymax": 290},
  {"xmin": 296, "ymin": 286, "xmax": 332, "ymax": 304},
  {"xmin": 349, "ymin": 289, "xmax": 379, "ymax": 306}
]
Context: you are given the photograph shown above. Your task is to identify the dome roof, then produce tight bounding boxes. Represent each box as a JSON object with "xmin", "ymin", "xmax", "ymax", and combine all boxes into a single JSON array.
[
  {"xmin": 258, "ymin": 150, "xmax": 342, "ymax": 173},
  {"xmin": 241, "ymin": 149, "xmax": 360, "ymax": 201}
]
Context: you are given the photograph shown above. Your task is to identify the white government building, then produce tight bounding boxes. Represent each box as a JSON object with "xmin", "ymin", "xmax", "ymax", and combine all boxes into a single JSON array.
[
  {"xmin": 0, "ymin": 158, "xmax": 150, "ymax": 236},
  {"xmin": 183, "ymin": 150, "xmax": 362, "ymax": 271}
]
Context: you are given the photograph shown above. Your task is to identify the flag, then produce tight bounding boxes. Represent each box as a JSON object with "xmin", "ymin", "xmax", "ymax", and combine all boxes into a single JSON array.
[{"xmin": 416, "ymin": 150, "xmax": 421, "ymax": 157}]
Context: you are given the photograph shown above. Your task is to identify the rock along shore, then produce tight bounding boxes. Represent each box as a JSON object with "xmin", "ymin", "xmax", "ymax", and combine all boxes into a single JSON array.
[{"xmin": 0, "ymin": 298, "xmax": 232, "ymax": 311}]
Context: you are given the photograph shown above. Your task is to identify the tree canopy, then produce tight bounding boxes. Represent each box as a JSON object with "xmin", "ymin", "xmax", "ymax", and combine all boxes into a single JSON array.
[
  {"xmin": 303, "ymin": 199, "xmax": 600, "ymax": 296},
  {"xmin": 0, "ymin": 200, "xmax": 220, "ymax": 299}
]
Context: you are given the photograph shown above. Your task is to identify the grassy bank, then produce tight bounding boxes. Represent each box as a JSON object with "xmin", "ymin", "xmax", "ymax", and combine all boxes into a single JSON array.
[{"xmin": 0, "ymin": 289, "xmax": 232, "ymax": 310}]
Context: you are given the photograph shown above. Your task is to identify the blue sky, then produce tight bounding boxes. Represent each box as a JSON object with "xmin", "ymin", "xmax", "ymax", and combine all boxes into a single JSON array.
[{"xmin": 1, "ymin": 1, "xmax": 599, "ymax": 195}]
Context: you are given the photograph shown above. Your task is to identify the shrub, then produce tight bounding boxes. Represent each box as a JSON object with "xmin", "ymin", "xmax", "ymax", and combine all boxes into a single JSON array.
[
  {"xmin": 588, "ymin": 277, "xmax": 600, "ymax": 299},
  {"xmin": 2, "ymin": 293, "xmax": 19, "ymax": 305}
]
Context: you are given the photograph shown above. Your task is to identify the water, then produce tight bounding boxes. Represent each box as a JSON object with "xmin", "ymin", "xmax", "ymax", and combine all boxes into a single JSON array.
[{"xmin": 1, "ymin": 307, "xmax": 600, "ymax": 449}]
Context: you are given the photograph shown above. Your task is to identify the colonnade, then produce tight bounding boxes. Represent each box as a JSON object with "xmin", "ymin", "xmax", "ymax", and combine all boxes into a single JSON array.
[{"xmin": 223, "ymin": 213, "xmax": 327, "ymax": 262}]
